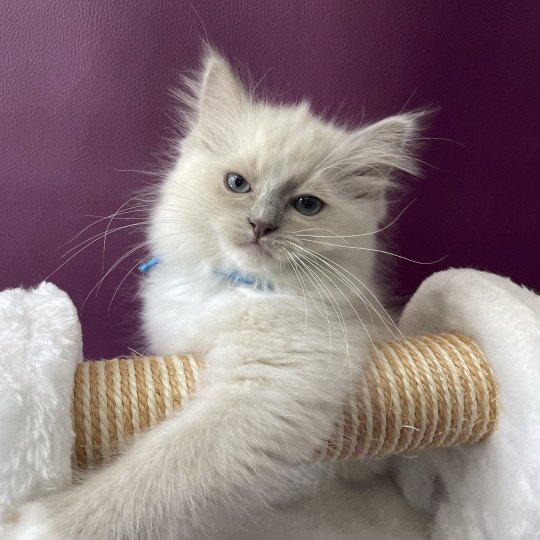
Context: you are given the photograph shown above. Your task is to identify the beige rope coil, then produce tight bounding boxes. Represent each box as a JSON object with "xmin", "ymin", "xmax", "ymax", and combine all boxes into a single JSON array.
[{"xmin": 72, "ymin": 332, "xmax": 499, "ymax": 469}]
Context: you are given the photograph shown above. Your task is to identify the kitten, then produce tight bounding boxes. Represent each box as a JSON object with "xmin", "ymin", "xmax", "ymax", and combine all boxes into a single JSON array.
[{"xmin": 4, "ymin": 50, "xmax": 426, "ymax": 539}]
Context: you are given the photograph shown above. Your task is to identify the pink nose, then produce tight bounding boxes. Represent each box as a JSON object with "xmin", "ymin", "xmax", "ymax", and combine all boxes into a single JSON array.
[{"xmin": 250, "ymin": 219, "xmax": 276, "ymax": 239}]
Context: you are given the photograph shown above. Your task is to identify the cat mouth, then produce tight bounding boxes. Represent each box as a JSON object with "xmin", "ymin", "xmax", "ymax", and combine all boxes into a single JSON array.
[{"xmin": 239, "ymin": 240, "xmax": 271, "ymax": 258}]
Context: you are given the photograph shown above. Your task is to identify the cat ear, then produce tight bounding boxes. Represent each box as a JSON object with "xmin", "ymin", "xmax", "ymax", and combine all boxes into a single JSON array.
[
  {"xmin": 182, "ymin": 48, "xmax": 250, "ymax": 152},
  {"xmin": 334, "ymin": 111, "xmax": 427, "ymax": 199},
  {"xmin": 197, "ymin": 50, "xmax": 249, "ymax": 120}
]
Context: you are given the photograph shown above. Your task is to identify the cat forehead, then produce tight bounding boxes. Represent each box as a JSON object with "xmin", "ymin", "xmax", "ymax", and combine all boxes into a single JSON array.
[
  {"xmin": 250, "ymin": 104, "xmax": 339, "ymax": 151},
  {"xmin": 230, "ymin": 105, "xmax": 342, "ymax": 187}
]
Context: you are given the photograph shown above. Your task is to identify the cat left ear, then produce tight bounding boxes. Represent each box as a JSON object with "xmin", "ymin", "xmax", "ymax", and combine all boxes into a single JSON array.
[
  {"xmin": 184, "ymin": 48, "xmax": 250, "ymax": 152},
  {"xmin": 335, "ymin": 111, "xmax": 427, "ymax": 199},
  {"xmin": 197, "ymin": 49, "xmax": 250, "ymax": 122}
]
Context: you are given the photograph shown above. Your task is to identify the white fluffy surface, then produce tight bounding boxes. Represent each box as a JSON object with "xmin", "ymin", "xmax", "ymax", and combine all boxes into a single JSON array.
[
  {"xmin": 395, "ymin": 269, "xmax": 540, "ymax": 539},
  {"xmin": 0, "ymin": 283, "xmax": 81, "ymax": 521}
]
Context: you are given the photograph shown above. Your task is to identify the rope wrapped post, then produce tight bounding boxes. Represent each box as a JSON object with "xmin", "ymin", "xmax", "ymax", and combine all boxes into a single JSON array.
[{"xmin": 72, "ymin": 333, "xmax": 499, "ymax": 469}]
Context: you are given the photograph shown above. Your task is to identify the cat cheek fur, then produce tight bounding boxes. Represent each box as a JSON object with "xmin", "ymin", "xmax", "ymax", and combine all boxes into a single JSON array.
[{"xmin": 25, "ymin": 50, "xmax": 423, "ymax": 539}]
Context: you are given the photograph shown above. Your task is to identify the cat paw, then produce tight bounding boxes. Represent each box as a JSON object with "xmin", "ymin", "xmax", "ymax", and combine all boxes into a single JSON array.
[{"xmin": 1, "ymin": 502, "xmax": 58, "ymax": 540}]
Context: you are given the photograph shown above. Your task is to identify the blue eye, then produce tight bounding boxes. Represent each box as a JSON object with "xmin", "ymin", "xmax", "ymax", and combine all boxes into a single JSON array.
[
  {"xmin": 225, "ymin": 173, "xmax": 251, "ymax": 193},
  {"xmin": 293, "ymin": 196, "xmax": 323, "ymax": 216}
]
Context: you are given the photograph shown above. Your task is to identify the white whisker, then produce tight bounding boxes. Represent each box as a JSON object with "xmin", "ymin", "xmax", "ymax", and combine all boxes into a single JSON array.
[
  {"xmin": 294, "ymin": 256, "xmax": 350, "ymax": 381},
  {"xmin": 292, "ymin": 243, "xmax": 403, "ymax": 342},
  {"xmin": 290, "ymin": 242, "xmax": 406, "ymax": 341},
  {"xmin": 299, "ymin": 239, "xmax": 446, "ymax": 265},
  {"xmin": 293, "ymin": 198, "xmax": 416, "ymax": 239},
  {"xmin": 300, "ymin": 254, "xmax": 387, "ymax": 383}
]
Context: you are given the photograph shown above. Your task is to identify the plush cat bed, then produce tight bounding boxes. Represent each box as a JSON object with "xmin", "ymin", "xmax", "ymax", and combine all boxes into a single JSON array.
[
  {"xmin": 0, "ymin": 283, "xmax": 81, "ymax": 520},
  {"xmin": 0, "ymin": 269, "xmax": 539, "ymax": 538}
]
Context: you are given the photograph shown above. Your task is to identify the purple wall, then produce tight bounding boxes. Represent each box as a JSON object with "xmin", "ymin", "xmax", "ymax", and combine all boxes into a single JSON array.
[{"xmin": 1, "ymin": 1, "xmax": 539, "ymax": 359}]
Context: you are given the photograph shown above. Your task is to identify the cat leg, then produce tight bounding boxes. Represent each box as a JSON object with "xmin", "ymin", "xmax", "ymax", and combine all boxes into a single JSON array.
[{"xmin": 4, "ymin": 328, "xmax": 361, "ymax": 539}]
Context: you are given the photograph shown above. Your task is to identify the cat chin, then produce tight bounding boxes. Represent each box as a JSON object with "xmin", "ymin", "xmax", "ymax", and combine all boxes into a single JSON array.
[{"xmin": 229, "ymin": 244, "xmax": 280, "ymax": 274}]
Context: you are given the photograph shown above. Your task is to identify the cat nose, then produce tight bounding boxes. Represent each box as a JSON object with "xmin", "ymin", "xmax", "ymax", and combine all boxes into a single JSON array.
[{"xmin": 249, "ymin": 219, "xmax": 277, "ymax": 239}]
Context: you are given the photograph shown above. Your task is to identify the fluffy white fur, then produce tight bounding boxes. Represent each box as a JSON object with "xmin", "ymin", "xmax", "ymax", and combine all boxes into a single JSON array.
[
  {"xmin": 1, "ymin": 51, "xmax": 426, "ymax": 538},
  {"xmin": 0, "ymin": 283, "xmax": 81, "ymax": 522}
]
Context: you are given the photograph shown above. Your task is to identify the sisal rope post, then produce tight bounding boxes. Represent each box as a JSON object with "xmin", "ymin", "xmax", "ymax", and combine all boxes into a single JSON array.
[{"xmin": 72, "ymin": 332, "xmax": 499, "ymax": 469}]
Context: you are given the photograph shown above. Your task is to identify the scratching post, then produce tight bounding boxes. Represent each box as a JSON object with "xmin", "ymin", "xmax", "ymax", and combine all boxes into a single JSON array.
[{"xmin": 72, "ymin": 332, "xmax": 499, "ymax": 469}]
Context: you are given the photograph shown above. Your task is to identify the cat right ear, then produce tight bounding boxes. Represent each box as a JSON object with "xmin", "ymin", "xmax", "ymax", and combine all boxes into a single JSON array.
[{"xmin": 182, "ymin": 48, "xmax": 250, "ymax": 152}]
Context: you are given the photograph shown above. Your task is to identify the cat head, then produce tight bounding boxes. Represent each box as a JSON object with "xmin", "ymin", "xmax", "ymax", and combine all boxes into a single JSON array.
[{"xmin": 149, "ymin": 50, "xmax": 424, "ymax": 282}]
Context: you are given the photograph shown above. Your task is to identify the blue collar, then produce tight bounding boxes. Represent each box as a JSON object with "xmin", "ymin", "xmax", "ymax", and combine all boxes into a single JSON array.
[
  {"xmin": 213, "ymin": 269, "xmax": 274, "ymax": 292},
  {"xmin": 139, "ymin": 256, "xmax": 273, "ymax": 292},
  {"xmin": 138, "ymin": 256, "xmax": 160, "ymax": 274}
]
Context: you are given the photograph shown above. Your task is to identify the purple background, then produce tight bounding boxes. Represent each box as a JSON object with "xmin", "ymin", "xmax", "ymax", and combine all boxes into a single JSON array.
[{"xmin": 1, "ymin": 1, "xmax": 539, "ymax": 359}]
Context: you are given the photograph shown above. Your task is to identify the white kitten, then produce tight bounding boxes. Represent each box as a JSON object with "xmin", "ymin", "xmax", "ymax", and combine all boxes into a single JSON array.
[{"xmin": 3, "ymin": 51, "xmax": 427, "ymax": 539}]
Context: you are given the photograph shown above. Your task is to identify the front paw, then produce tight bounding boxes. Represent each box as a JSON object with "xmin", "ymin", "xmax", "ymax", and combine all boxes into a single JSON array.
[{"xmin": 1, "ymin": 502, "xmax": 58, "ymax": 540}]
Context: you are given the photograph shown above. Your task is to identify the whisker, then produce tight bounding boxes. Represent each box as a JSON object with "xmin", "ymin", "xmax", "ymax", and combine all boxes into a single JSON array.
[
  {"xmin": 284, "ymin": 249, "xmax": 334, "ymax": 361},
  {"xmin": 286, "ymin": 254, "xmax": 310, "ymax": 339},
  {"xmin": 64, "ymin": 222, "xmax": 145, "ymax": 256},
  {"xmin": 299, "ymin": 239, "xmax": 447, "ymax": 266},
  {"xmin": 59, "ymin": 199, "xmax": 152, "ymax": 249},
  {"xmin": 292, "ymin": 243, "xmax": 403, "ymax": 342},
  {"xmin": 295, "ymin": 257, "xmax": 352, "ymax": 384},
  {"xmin": 107, "ymin": 253, "xmax": 150, "ymax": 314},
  {"xmin": 293, "ymin": 260, "xmax": 337, "ymax": 372},
  {"xmin": 291, "ymin": 228, "xmax": 352, "ymax": 245},
  {"xmin": 115, "ymin": 168, "xmax": 163, "ymax": 178},
  {"xmin": 101, "ymin": 195, "xmax": 152, "ymax": 272},
  {"xmin": 85, "ymin": 231, "xmax": 207, "ymax": 310},
  {"xmin": 287, "ymin": 254, "xmax": 328, "ymax": 321},
  {"xmin": 300, "ymin": 255, "xmax": 386, "ymax": 383},
  {"xmin": 291, "ymin": 242, "xmax": 406, "ymax": 341},
  {"xmin": 61, "ymin": 220, "xmax": 168, "ymax": 260},
  {"xmin": 293, "ymin": 198, "xmax": 416, "ymax": 239},
  {"xmin": 417, "ymin": 136, "xmax": 465, "ymax": 147},
  {"xmin": 82, "ymin": 240, "xmax": 150, "ymax": 309}
]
